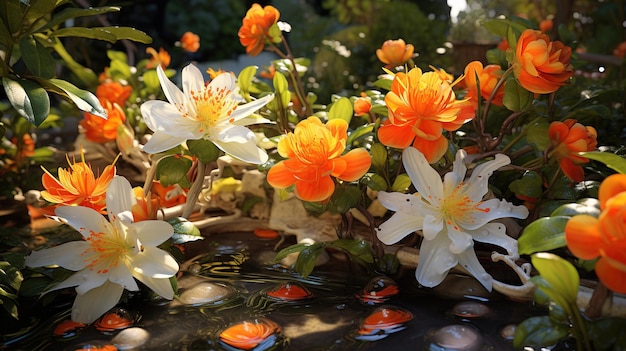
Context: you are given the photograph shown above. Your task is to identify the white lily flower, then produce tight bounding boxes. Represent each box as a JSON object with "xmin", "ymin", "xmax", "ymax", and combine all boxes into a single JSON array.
[
  {"xmin": 25, "ymin": 176, "xmax": 179, "ymax": 324},
  {"xmin": 376, "ymin": 147, "xmax": 529, "ymax": 291},
  {"xmin": 140, "ymin": 64, "xmax": 274, "ymax": 164}
]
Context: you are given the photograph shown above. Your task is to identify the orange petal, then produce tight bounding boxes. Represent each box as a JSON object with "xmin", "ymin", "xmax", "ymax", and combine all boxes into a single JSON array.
[
  {"xmin": 559, "ymin": 158, "xmax": 584, "ymax": 183},
  {"xmin": 378, "ymin": 122, "xmax": 414, "ymax": 149},
  {"xmin": 335, "ymin": 148, "xmax": 371, "ymax": 181},
  {"xmin": 595, "ymin": 257, "xmax": 626, "ymax": 294},
  {"xmin": 599, "ymin": 174, "xmax": 626, "ymax": 209},
  {"xmin": 565, "ymin": 214, "xmax": 602, "ymax": 260},
  {"xmin": 412, "ymin": 135, "xmax": 448, "ymax": 164},
  {"xmin": 266, "ymin": 161, "xmax": 296, "ymax": 189},
  {"xmin": 294, "ymin": 175, "xmax": 334, "ymax": 202}
]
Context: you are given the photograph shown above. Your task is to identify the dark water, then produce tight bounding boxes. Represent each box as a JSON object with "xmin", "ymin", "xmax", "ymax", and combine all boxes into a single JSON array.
[{"xmin": 2, "ymin": 231, "xmax": 549, "ymax": 351}]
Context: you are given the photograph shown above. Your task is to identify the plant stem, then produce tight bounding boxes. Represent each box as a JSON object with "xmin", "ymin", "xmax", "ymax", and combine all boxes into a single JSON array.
[{"xmin": 182, "ymin": 159, "xmax": 206, "ymax": 219}]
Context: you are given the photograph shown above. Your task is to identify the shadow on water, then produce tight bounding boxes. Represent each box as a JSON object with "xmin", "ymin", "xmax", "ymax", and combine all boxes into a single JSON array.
[{"xmin": 4, "ymin": 231, "xmax": 558, "ymax": 351}]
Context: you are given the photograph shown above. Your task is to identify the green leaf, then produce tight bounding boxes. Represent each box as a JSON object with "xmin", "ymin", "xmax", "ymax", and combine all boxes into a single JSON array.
[
  {"xmin": 329, "ymin": 185, "xmax": 362, "ymax": 213},
  {"xmin": 370, "ymin": 143, "xmax": 387, "ymax": 174},
  {"xmin": 580, "ymin": 151, "xmax": 626, "ymax": 175},
  {"xmin": 96, "ymin": 26, "xmax": 152, "ymax": 44},
  {"xmin": 0, "ymin": 261, "xmax": 23, "ymax": 291},
  {"xmin": 49, "ymin": 26, "xmax": 116, "ymax": 42},
  {"xmin": 238, "ymin": 65, "xmax": 257, "ymax": 94},
  {"xmin": 330, "ymin": 239, "xmax": 373, "ymax": 264},
  {"xmin": 361, "ymin": 173, "xmax": 387, "ymax": 191},
  {"xmin": 327, "ymin": 97, "xmax": 353, "ymax": 123},
  {"xmin": 518, "ymin": 216, "xmax": 569, "ymax": 255},
  {"xmin": 294, "ymin": 244, "xmax": 324, "ymax": 278},
  {"xmin": 45, "ymin": 78, "xmax": 106, "ymax": 117},
  {"xmin": 509, "ymin": 170, "xmax": 542, "ymax": 199},
  {"xmin": 0, "ymin": 290, "xmax": 19, "ymax": 320},
  {"xmin": 1, "ymin": 0, "xmax": 23, "ymax": 36},
  {"xmin": 156, "ymin": 155, "xmax": 193, "ymax": 188},
  {"xmin": 40, "ymin": 6, "xmax": 121, "ymax": 31},
  {"xmin": 503, "ymin": 78, "xmax": 532, "ymax": 112},
  {"xmin": 187, "ymin": 139, "xmax": 220, "ymax": 163},
  {"xmin": 513, "ymin": 315, "xmax": 568, "ymax": 348},
  {"xmin": 19, "ymin": 36, "xmax": 56, "ymax": 79},
  {"xmin": 2, "ymin": 77, "xmax": 50, "ymax": 126},
  {"xmin": 167, "ymin": 217, "xmax": 203, "ymax": 244},
  {"xmin": 525, "ymin": 121, "xmax": 551, "ymax": 150},
  {"xmin": 347, "ymin": 123, "xmax": 373, "ymax": 146},
  {"xmin": 143, "ymin": 70, "xmax": 160, "ymax": 90},
  {"xmin": 391, "ymin": 174, "xmax": 411, "ymax": 192},
  {"xmin": 550, "ymin": 200, "xmax": 600, "ymax": 218},
  {"xmin": 587, "ymin": 317, "xmax": 626, "ymax": 351},
  {"xmin": 274, "ymin": 243, "xmax": 310, "ymax": 262},
  {"xmin": 531, "ymin": 252, "xmax": 579, "ymax": 304}
]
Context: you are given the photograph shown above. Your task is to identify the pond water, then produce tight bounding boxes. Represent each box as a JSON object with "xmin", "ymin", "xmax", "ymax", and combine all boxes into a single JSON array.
[{"xmin": 3, "ymin": 231, "xmax": 558, "ymax": 351}]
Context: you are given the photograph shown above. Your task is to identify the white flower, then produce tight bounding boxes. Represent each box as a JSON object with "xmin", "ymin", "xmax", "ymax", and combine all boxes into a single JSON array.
[
  {"xmin": 140, "ymin": 64, "xmax": 274, "ymax": 164},
  {"xmin": 25, "ymin": 176, "xmax": 179, "ymax": 324},
  {"xmin": 376, "ymin": 147, "xmax": 529, "ymax": 291}
]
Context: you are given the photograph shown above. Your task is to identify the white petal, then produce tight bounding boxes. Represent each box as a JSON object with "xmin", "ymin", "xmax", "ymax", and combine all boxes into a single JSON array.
[
  {"xmin": 209, "ymin": 70, "xmax": 237, "ymax": 92},
  {"xmin": 106, "ymin": 176, "xmax": 135, "ymax": 219},
  {"xmin": 213, "ymin": 137, "xmax": 269, "ymax": 164},
  {"xmin": 446, "ymin": 225, "xmax": 474, "ymax": 254},
  {"xmin": 133, "ymin": 220, "xmax": 174, "ymax": 246},
  {"xmin": 215, "ymin": 124, "xmax": 254, "ymax": 143},
  {"xmin": 142, "ymin": 131, "xmax": 189, "ymax": 154},
  {"xmin": 55, "ymin": 206, "xmax": 112, "ymax": 240},
  {"xmin": 466, "ymin": 153, "xmax": 510, "ymax": 202},
  {"xmin": 402, "ymin": 147, "xmax": 443, "ymax": 207},
  {"xmin": 443, "ymin": 149, "xmax": 467, "ymax": 192},
  {"xmin": 140, "ymin": 100, "xmax": 200, "ymax": 137},
  {"xmin": 25, "ymin": 241, "xmax": 89, "ymax": 271},
  {"xmin": 234, "ymin": 115, "xmax": 275, "ymax": 127},
  {"xmin": 457, "ymin": 249, "xmax": 493, "ymax": 291},
  {"xmin": 108, "ymin": 263, "xmax": 139, "ymax": 291},
  {"xmin": 469, "ymin": 222, "xmax": 518, "ymax": 256},
  {"xmin": 66, "ymin": 269, "xmax": 108, "ymax": 295},
  {"xmin": 227, "ymin": 94, "xmax": 274, "ymax": 124},
  {"xmin": 461, "ymin": 199, "xmax": 529, "ymax": 230},
  {"xmin": 378, "ymin": 191, "xmax": 425, "ymax": 213},
  {"xmin": 157, "ymin": 65, "xmax": 186, "ymax": 107},
  {"xmin": 133, "ymin": 273, "xmax": 175, "ymax": 299},
  {"xmin": 422, "ymin": 214, "xmax": 443, "ymax": 240},
  {"xmin": 132, "ymin": 247, "xmax": 179, "ymax": 278},
  {"xmin": 376, "ymin": 211, "xmax": 423, "ymax": 245},
  {"xmin": 182, "ymin": 64, "xmax": 206, "ymax": 97},
  {"xmin": 71, "ymin": 281, "xmax": 124, "ymax": 324},
  {"xmin": 415, "ymin": 234, "xmax": 457, "ymax": 287}
]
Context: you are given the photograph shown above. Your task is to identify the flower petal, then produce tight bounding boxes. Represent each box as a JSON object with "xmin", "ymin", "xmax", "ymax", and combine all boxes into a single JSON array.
[
  {"xmin": 64, "ymin": 269, "xmax": 108, "ymax": 295},
  {"xmin": 376, "ymin": 211, "xmax": 423, "ymax": 245},
  {"xmin": 132, "ymin": 247, "xmax": 179, "ymax": 278},
  {"xmin": 457, "ymin": 248, "xmax": 493, "ymax": 291},
  {"xmin": 422, "ymin": 214, "xmax": 443, "ymax": 240},
  {"xmin": 294, "ymin": 176, "xmax": 335, "ymax": 202},
  {"xmin": 133, "ymin": 220, "xmax": 174, "ymax": 246},
  {"xmin": 157, "ymin": 65, "xmax": 186, "ymax": 107},
  {"xmin": 266, "ymin": 161, "xmax": 296, "ymax": 188},
  {"xmin": 460, "ymin": 198, "xmax": 529, "ymax": 230},
  {"xmin": 469, "ymin": 222, "xmax": 518, "ymax": 256},
  {"xmin": 25, "ymin": 241, "xmax": 89, "ymax": 271},
  {"xmin": 446, "ymin": 225, "xmax": 474, "ymax": 254},
  {"xmin": 402, "ymin": 147, "xmax": 443, "ymax": 206},
  {"xmin": 71, "ymin": 281, "xmax": 124, "ymax": 324},
  {"xmin": 182, "ymin": 64, "xmax": 207, "ymax": 97},
  {"xmin": 595, "ymin": 257, "xmax": 626, "ymax": 294},
  {"xmin": 133, "ymin": 273, "xmax": 175, "ymax": 299},
  {"xmin": 55, "ymin": 206, "xmax": 112, "ymax": 240},
  {"xmin": 108, "ymin": 263, "xmax": 139, "ymax": 291},
  {"xmin": 465, "ymin": 153, "xmax": 510, "ymax": 202},
  {"xmin": 564, "ymin": 214, "xmax": 602, "ymax": 260},
  {"xmin": 106, "ymin": 176, "xmax": 136, "ymax": 219},
  {"xmin": 213, "ymin": 135, "xmax": 269, "ymax": 164},
  {"xmin": 142, "ymin": 131, "xmax": 189, "ymax": 154},
  {"xmin": 140, "ymin": 100, "xmax": 201, "ymax": 137},
  {"xmin": 228, "ymin": 94, "xmax": 275, "ymax": 123},
  {"xmin": 415, "ymin": 234, "xmax": 458, "ymax": 287}
]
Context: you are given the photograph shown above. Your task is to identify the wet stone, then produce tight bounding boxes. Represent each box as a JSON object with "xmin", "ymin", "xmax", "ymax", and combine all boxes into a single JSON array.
[
  {"xmin": 219, "ymin": 318, "xmax": 281, "ymax": 351},
  {"xmin": 430, "ymin": 324, "xmax": 483, "ymax": 351},
  {"xmin": 111, "ymin": 327, "xmax": 150, "ymax": 350},
  {"xmin": 452, "ymin": 301, "xmax": 491, "ymax": 319},
  {"xmin": 356, "ymin": 276, "xmax": 400, "ymax": 305},
  {"xmin": 176, "ymin": 281, "xmax": 237, "ymax": 306},
  {"xmin": 266, "ymin": 281, "xmax": 314, "ymax": 302}
]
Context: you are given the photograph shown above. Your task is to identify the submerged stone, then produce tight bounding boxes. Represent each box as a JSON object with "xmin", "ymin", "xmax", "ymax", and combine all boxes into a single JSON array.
[
  {"xmin": 53, "ymin": 319, "xmax": 86, "ymax": 339},
  {"xmin": 94, "ymin": 308, "xmax": 137, "ymax": 333},
  {"xmin": 430, "ymin": 324, "xmax": 483, "ymax": 351},
  {"xmin": 111, "ymin": 327, "xmax": 150, "ymax": 350},
  {"xmin": 219, "ymin": 318, "xmax": 281, "ymax": 351},
  {"xmin": 355, "ymin": 305, "xmax": 413, "ymax": 341},
  {"xmin": 176, "ymin": 281, "xmax": 237, "ymax": 306},
  {"xmin": 452, "ymin": 301, "xmax": 491, "ymax": 319},
  {"xmin": 266, "ymin": 281, "xmax": 314, "ymax": 302},
  {"xmin": 356, "ymin": 276, "xmax": 399, "ymax": 304}
]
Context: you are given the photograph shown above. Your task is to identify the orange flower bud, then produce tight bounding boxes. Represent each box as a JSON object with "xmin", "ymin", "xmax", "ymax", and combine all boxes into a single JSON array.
[
  {"xmin": 513, "ymin": 29, "xmax": 573, "ymax": 94},
  {"xmin": 96, "ymin": 81, "xmax": 132, "ymax": 107},
  {"xmin": 548, "ymin": 119, "xmax": 597, "ymax": 182},
  {"xmin": 376, "ymin": 39, "xmax": 414, "ymax": 69},
  {"xmin": 539, "ymin": 19, "xmax": 553, "ymax": 33},
  {"xmin": 80, "ymin": 100, "xmax": 126, "ymax": 144},
  {"xmin": 180, "ymin": 31, "xmax": 200, "ymax": 53},
  {"xmin": 353, "ymin": 95, "xmax": 372, "ymax": 116},
  {"xmin": 146, "ymin": 47, "xmax": 171, "ymax": 69},
  {"xmin": 463, "ymin": 61, "xmax": 505, "ymax": 106}
]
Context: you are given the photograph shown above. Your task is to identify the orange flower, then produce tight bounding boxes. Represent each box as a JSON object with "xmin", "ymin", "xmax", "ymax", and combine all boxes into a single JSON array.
[
  {"xmin": 463, "ymin": 61, "xmax": 505, "ymax": 106},
  {"xmin": 96, "ymin": 81, "xmax": 132, "ymax": 107},
  {"xmin": 131, "ymin": 187, "xmax": 160, "ymax": 222},
  {"xmin": 41, "ymin": 150, "xmax": 117, "ymax": 214},
  {"xmin": 565, "ymin": 174, "xmax": 626, "ymax": 293},
  {"xmin": 80, "ymin": 99, "xmax": 126, "ymax": 143},
  {"xmin": 548, "ymin": 119, "xmax": 597, "ymax": 182},
  {"xmin": 353, "ymin": 94, "xmax": 372, "ymax": 116},
  {"xmin": 513, "ymin": 29, "xmax": 573, "ymax": 94},
  {"xmin": 266, "ymin": 116, "xmax": 371, "ymax": 202},
  {"xmin": 429, "ymin": 65, "xmax": 454, "ymax": 83},
  {"xmin": 180, "ymin": 31, "xmax": 200, "ymax": 53},
  {"xmin": 378, "ymin": 67, "xmax": 475, "ymax": 163},
  {"xmin": 238, "ymin": 3, "xmax": 281, "ymax": 56},
  {"xmin": 497, "ymin": 39, "xmax": 509, "ymax": 51},
  {"xmin": 151, "ymin": 181, "xmax": 187, "ymax": 208},
  {"xmin": 376, "ymin": 39, "xmax": 414, "ymax": 69},
  {"xmin": 146, "ymin": 47, "xmax": 171, "ymax": 69},
  {"xmin": 539, "ymin": 19, "xmax": 553, "ymax": 33}
]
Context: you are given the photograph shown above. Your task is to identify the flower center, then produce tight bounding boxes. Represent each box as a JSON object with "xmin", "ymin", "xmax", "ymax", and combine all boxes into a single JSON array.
[
  {"xmin": 82, "ymin": 227, "xmax": 134, "ymax": 275},
  {"xmin": 190, "ymin": 86, "xmax": 238, "ymax": 133},
  {"xmin": 439, "ymin": 183, "xmax": 488, "ymax": 230}
]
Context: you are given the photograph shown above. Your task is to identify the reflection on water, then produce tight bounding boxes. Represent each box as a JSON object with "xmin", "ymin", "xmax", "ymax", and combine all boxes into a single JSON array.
[{"xmin": 4, "ymin": 231, "xmax": 552, "ymax": 351}]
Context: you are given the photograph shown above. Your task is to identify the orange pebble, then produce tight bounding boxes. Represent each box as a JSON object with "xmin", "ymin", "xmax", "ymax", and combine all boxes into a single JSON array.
[{"xmin": 253, "ymin": 228, "xmax": 280, "ymax": 239}]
